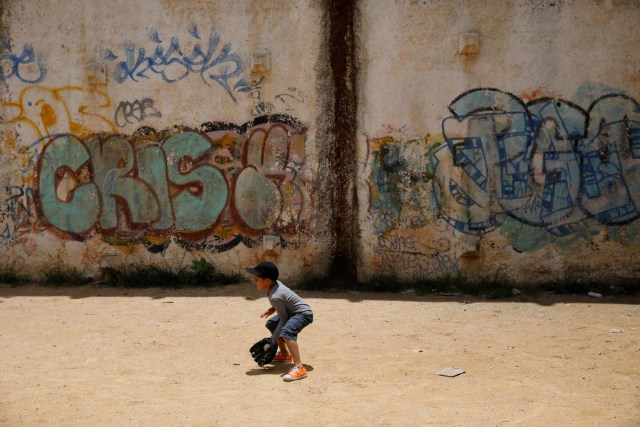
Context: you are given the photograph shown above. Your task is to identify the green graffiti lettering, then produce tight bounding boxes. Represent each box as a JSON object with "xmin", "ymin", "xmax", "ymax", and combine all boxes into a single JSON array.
[
  {"xmin": 138, "ymin": 145, "xmax": 174, "ymax": 230},
  {"xmin": 88, "ymin": 135, "xmax": 159, "ymax": 230},
  {"xmin": 38, "ymin": 135, "xmax": 99, "ymax": 234},
  {"xmin": 163, "ymin": 132, "xmax": 227, "ymax": 232}
]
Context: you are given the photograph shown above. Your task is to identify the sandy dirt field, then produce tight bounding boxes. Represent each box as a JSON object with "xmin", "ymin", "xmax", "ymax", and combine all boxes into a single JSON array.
[{"xmin": 1, "ymin": 283, "xmax": 639, "ymax": 426}]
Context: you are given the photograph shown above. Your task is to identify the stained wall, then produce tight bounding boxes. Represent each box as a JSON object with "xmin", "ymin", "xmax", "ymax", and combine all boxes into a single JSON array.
[
  {"xmin": 0, "ymin": 0, "xmax": 331, "ymax": 280},
  {"xmin": 358, "ymin": 0, "xmax": 640, "ymax": 283},
  {"xmin": 2, "ymin": 0, "xmax": 639, "ymax": 285}
]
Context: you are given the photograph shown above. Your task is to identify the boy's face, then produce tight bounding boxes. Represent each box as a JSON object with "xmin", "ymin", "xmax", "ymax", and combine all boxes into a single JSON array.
[{"xmin": 252, "ymin": 275, "xmax": 272, "ymax": 292}]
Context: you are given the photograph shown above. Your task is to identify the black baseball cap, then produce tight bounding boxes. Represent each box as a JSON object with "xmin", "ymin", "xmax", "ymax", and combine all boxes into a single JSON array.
[{"xmin": 245, "ymin": 261, "xmax": 279, "ymax": 281}]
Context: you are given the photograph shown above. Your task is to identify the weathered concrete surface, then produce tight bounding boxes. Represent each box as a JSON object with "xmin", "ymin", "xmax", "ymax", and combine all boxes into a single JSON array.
[
  {"xmin": 357, "ymin": 0, "xmax": 640, "ymax": 283},
  {"xmin": 1, "ymin": 0, "xmax": 640, "ymax": 285},
  {"xmin": 0, "ymin": 0, "xmax": 332, "ymax": 280}
]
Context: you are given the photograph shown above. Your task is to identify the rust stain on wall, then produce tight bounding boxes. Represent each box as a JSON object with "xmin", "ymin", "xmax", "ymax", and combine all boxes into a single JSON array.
[{"xmin": 326, "ymin": 0, "xmax": 359, "ymax": 281}]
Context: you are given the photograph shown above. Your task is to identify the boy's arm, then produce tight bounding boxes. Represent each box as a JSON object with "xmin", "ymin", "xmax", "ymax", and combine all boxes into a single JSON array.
[{"xmin": 260, "ymin": 307, "xmax": 275, "ymax": 318}]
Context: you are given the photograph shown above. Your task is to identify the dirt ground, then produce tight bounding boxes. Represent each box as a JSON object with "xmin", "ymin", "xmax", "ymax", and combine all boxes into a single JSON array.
[{"xmin": 1, "ymin": 283, "xmax": 639, "ymax": 426}]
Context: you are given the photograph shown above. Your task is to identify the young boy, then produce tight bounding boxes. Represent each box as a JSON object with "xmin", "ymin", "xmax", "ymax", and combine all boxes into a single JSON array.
[{"xmin": 246, "ymin": 261, "xmax": 313, "ymax": 381}]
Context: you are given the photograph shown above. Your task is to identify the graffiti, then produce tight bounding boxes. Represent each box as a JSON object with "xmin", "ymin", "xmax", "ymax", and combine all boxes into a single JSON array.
[
  {"xmin": 376, "ymin": 247, "xmax": 429, "ymax": 275},
  {"xmin": 34, "ymin": 115, "xmax": 314, "ymax": 252},
  {"xmin": 105, "ymin": 26, "xmax": 250, "ymax": 102},
  {"xmin": 367, "ymin": 84, "xmax": 640, "ymax": 269},
  {"xmin": 1, "ymin": 84, "xmax": 117, "ymax": 199},
  {"xmin": 114, "ymin": 98, "xmax": 161, "ymax": 127},
  {"xmin": 0, "ymin": 82, "xmax": 116, "ymax": 239},
  {"xmin": 0, "ymin": 39, "xmax": 47, "ymax": 84},
  {"xmin": 375, "ymin": 230, "xmax": 458, "ymax": 278},
  {"xmin": 367, "ymin": 136, "xmax": 456, "ymax": 278},
  {"xmin": 372, "ymin": 211, "xmax": 428, "ymax": 234},
  {"xmin": 274, "ymin": 87, "xmax": 307, "ymax": 112},
  {"xmin": 1, "ymin": 85, "xmax": 116, "ymax": 139},
  {"xmin": 248, "ymin": 76, "xmax": 275, "ymax": 116},
  {"xmin": 432, "ymin": 87, "xmax": 640, "ymax": 249},
  {"xmin": 0, "ymin": 186, "xmax": 38, "ymax": 245},
  {"xmin": 248, "ymin": 77, "xmax": 307, "ymax": 117},
  {"xmin": 378, "ymin": 233, "xmax": 417, "ymax": 252},
  {"xmin": 368, "ymin": 136, "xmax": 436, "ymax": 234}
]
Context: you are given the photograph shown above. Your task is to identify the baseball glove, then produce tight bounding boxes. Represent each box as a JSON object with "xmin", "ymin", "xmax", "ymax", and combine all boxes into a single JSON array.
[{"xmin": 250, "ymin": 337, "xmax": 278, "ymax": 367}]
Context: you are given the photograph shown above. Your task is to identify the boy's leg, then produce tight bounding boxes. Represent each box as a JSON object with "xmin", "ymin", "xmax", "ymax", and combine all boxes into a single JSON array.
[
  {"xmin": 266, "ymin": 316, "xmax": 291, "ymax": 357},
  {"xmin": 283, "ymin": 338, "xmax": 302, "ymax": 368},
  {"xmin": 276, "ymin": 337, "xmax": 289, "ymax": 355},
  {"xmin": 282, "ymin": 338, "xmax": 307, "ymax": 381},
  {"xmin": 265, "ymin": 316, "xmax": 279, "ymax": 335},
  {"xmin": 279, "ymin": 312, "xmax": 312, "ymax": 369}
]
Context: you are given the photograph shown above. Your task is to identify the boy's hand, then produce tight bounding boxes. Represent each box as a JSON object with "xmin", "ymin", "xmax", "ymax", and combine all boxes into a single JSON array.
[{"xmin": 260, "ymin": 307, "xmax": 275, "ymax": 318}]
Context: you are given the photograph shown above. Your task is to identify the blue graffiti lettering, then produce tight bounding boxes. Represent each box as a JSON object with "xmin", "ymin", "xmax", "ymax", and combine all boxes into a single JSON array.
[
  {"xmin": 105, "ymin": 27, "xmax": 249, "ymax": 102},
  {"xmin": 433, "ymin": 88, "xmax": 640, "ymax": 236},
  {"xmin": 0, "ymin": 40, "xmax": 47, "ymax": 84}
]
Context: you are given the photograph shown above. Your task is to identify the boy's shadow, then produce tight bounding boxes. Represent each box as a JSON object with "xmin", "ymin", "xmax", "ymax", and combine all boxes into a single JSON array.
[{"xmin": 245, "ymin": 364, "xmax": 314, "ymax": 377}]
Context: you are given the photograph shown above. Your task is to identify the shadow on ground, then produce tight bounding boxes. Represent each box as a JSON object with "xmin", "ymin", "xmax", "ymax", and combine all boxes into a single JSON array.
[
  {"xmin": 1, "ymin": 283, "xmax": 639, "ymax": 306},
  {"xmin": 245, "ymin": 364, "xmax": 314, "ymax": 377}
]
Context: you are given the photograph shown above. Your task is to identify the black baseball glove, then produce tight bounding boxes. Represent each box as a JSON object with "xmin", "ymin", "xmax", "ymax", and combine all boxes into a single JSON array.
[{"xmin": 249, "ymin": 337, "xmax": 278, "ymax": 367}]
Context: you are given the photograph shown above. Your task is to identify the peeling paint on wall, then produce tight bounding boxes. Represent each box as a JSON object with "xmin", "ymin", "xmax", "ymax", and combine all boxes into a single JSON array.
[{"xmin": 367, "ymin": 135, "xmax": 459, "ymax": 278}]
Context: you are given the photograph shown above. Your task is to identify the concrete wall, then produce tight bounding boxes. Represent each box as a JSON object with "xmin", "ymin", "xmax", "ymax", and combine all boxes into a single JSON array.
[
  {"xmin": 0, "ymin": 0, "xmax": 333, "ymax": 280},
  {"xmin": 2, "ymin": 0, "xmax": 639, "ymax": 285},
  {"xmin": 358, "ymin": 0, "xmax": 640, "ymax": 283}
]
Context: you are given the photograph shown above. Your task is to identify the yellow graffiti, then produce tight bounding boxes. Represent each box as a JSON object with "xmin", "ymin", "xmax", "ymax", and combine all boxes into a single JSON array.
[
  {"xmin": 1, "ymin": 85, "xmax": 116, "ymax": 187},
  {"xmin": 1, "ymin": 85, "xmax": 116, "ymax": 139}
]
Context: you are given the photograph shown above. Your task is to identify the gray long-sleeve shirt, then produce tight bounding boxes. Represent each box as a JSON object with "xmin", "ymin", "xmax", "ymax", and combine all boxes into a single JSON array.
[{"xmin": 269, "ymin": 280, "xmax": 312, "ymax": 341}]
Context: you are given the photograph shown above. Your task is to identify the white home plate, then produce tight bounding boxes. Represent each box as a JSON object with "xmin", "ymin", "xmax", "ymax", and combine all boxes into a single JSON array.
[{"xmin": 435, "ymin": 367, "xmax": 465, "ymax": 377}]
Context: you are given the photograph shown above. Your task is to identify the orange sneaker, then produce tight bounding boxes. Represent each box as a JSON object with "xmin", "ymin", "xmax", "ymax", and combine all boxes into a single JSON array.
[
  {"xmin": 283, "ymin": 366, "xmax": 307, "ymax": 381},
  {"xmin": 273, "ymin": 353, "xmax": 293, "ymax": 363}
]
